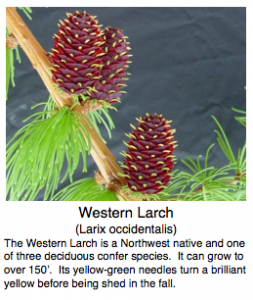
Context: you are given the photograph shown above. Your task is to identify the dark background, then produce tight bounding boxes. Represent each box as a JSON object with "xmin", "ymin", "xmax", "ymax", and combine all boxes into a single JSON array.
[{"xmin": 6, "ymin": 7, "xmax": 246, "ymax": 200}]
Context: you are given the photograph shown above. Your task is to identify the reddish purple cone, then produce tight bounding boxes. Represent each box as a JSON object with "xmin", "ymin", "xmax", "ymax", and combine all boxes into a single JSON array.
[
  {"xmin": 51, "ymin": 11, "xmax": 131, "ymax": 104},
  {"xmin": 122, "ymin": 114, "xmax": 176, "ymax": 194}
]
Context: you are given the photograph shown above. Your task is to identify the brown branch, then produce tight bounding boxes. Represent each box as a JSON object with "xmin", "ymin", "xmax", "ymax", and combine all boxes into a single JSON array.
[{"xmin": 6, "ymin": 7, "xmax": 130, "ymax": 200}]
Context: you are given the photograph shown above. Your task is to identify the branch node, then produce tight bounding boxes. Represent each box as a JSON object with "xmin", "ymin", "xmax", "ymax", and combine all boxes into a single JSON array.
[
  {"xmin": 95, "ymin": 171, "xmax": 106, "ymax": 185},
  {"xmin": 106, "ymin": 179, "xmax": 121, "ymax": 193},
  {"xmin": 80, "ymin": 99, "xmax": 102, "ymax": 113},
  {"xmin": 6, "ymin": 34, "xmax": 18, "ymax": 49}
]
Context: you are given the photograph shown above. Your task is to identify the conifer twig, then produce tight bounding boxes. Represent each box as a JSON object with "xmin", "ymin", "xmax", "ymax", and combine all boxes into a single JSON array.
[{"xmin": 6, "ymin": 7, "xmax": 129, "ymax": 200}]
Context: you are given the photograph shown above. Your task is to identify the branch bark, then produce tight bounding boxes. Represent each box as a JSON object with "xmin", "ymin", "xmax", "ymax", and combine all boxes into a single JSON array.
[{"xmin": 6, "ymin": 7, "xmax": 130, "ymax": 199}]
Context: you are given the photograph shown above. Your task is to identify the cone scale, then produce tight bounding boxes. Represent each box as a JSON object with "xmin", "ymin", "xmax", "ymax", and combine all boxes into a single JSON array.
[
  {"xmin": 122, "ymin": 113, "xmax": 176, "ymax": 195},
  {"xmin": 51, "ymin": 11, "xmax": 131, "ymax": 104}
]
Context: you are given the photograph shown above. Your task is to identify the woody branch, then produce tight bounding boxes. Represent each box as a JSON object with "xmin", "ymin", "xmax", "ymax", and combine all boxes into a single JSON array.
[{"xmin": 6, "ymin": 7, "xmax": 134, "ymax": 201}]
